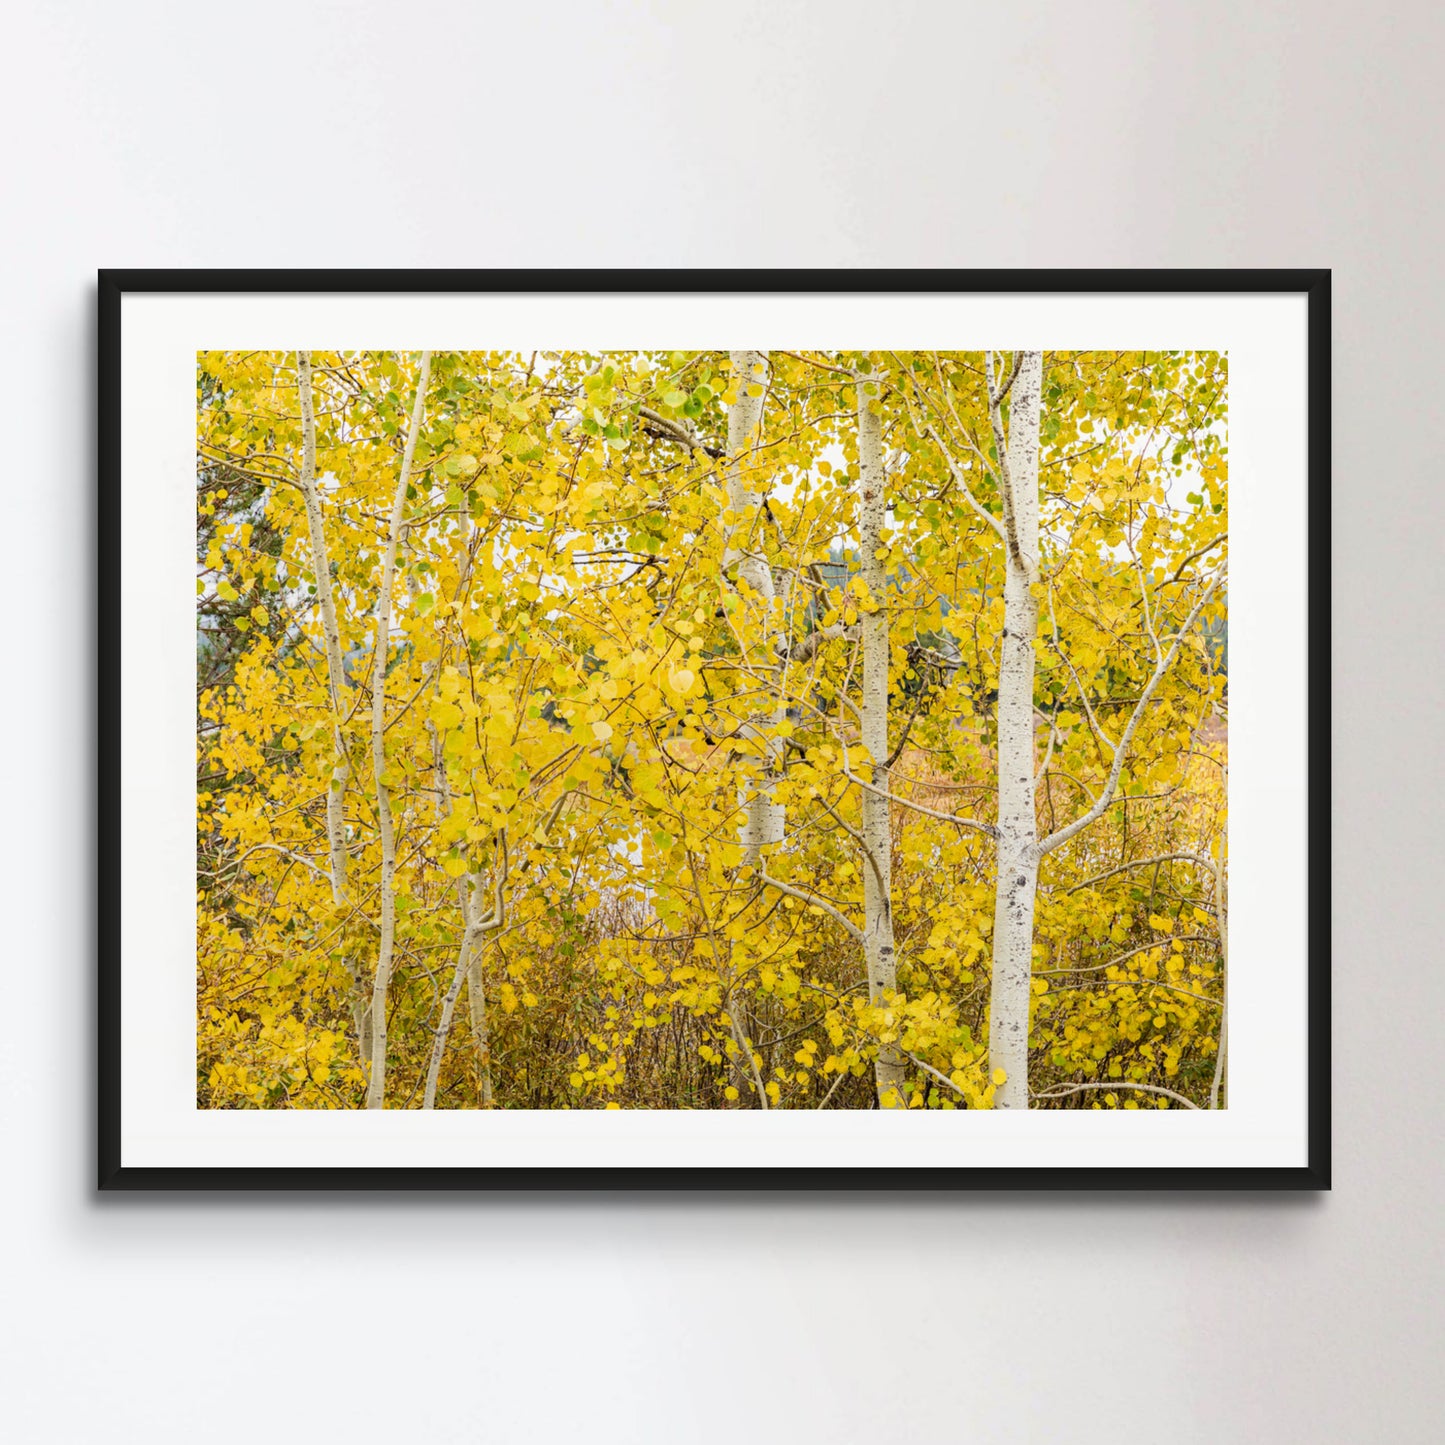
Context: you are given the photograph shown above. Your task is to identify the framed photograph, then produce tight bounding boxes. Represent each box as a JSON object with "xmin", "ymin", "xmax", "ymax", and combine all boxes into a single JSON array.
[{"xmin": 99, "ymin": 270, "xmax": 1328, "ymax": 1190}]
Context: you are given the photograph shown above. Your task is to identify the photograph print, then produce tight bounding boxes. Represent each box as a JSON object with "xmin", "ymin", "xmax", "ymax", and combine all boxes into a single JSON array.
[{"xmin": 196, "ymin": 346, "xmax": 1230, "ymax": 1115}]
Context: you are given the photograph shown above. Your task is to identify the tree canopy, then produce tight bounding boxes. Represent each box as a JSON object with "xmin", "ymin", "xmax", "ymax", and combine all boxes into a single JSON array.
[{"xmin": 196, "ymin": 348, "xmax": 1228, "ymax": 1111}]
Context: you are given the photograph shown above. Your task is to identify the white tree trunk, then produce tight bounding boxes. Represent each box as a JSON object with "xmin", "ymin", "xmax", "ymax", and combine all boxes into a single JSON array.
[
  {"xmin": 411, "ymin": 514, "xmax": 496, "ymax": 1108},
  {"xmin": 724, "ymin": 350, "xmax": 784, "ymax": 863},
  {"xmin": 424, "ymin": 870, "xmax": 504, "ymax": 1109},
  {"xmin": 717, "ymin": 350, "xmax": 779, "ymax": 1106},
  {"xmin": 986, "ymin": 351, "xmax": 1043, "ymax": 1111},
  {"xmin": 421, "ymin": 764, "xmax": 495, "ymax": 1108},
  {"xmin": 423, "ymin": 877, "xmax": 475, "ymax": 1110},
  {"xmin": 295, "ymin": 353, "xmax": 352, "ymax": 900},
  {"xmin": 1210, "ymin": 805, "xmax": 1229, "ymax": 1109},
  {"xmin": 857, "ymin": 360, "xmax": 906, "ymax": 1108},
  {"xmin": 364, "ymin": 351, "xmax": 431, "ymax": 1110},
  {"xmin": 295, "ymin": 352, "xmax": 371, "ymax": 1064},
  {"xmin": 466, "ymin": 941, "xmax": 496, "ymax": 1108}
]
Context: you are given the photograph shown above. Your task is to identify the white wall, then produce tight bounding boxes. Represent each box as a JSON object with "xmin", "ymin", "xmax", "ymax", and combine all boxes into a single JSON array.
[{"xmin": 3, "ymin": 2, "xmax": 1437, "ymax": 1439}]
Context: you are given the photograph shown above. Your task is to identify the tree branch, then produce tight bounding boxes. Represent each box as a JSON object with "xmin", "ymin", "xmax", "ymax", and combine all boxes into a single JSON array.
[
  {"xmin": 759, "ymin": 872, "xmax": 865, "ymax": 943},
  {"xmin": 1166, "ymin": 531, "xmax": 1227, "ymax": 588},
  {"xmin": 636, "ymin": 405, "xmax": 723, "ymax": 458},
  {"xmin": 1062, "ymin": 852, "xmax": 1214, "ymax": 894},
  {"xmin": 781, "ymin": 622, "xmax": 858, "ymax": 664},
  {"xmin": 1038, "ymin": 570, "xmax": 1224, "ymax": 857},
  {"xmin": 1031, "ymin": 1081, "xmax": 1201, "ymax": 1109},
  {"xmin": 985, "ymin": 349, "xmax": 1027, "ymax": 574},
  {"xmin": 1034, "ymin": 933, "xmax": 1218, "ymax": 976},
  {"xmin": 840, "ymin": 746, "xmax": 997, "ymax": 839},
  {"xmin": 900, "ymin": 1047, "xmax": 972, "ymax": 1103},
  {"xmin": 899, "ymin": 366, "xmax": 1007, "ymax": 546},
  {"xmin": 994, "ymin": 349, "xmax": 1024, "ymax": 403}
]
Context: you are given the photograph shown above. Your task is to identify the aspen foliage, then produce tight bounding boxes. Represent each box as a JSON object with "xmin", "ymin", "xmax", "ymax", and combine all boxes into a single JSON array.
[{"xmin": 196, "ymin": 349, "xmax": 1227, "ymax": 1109}]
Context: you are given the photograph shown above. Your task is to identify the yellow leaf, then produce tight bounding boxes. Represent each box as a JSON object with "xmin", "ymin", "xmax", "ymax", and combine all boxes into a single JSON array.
[{"xmin": 992, "ymin": 1068, "xmax": 1007, "ymax": 1086}]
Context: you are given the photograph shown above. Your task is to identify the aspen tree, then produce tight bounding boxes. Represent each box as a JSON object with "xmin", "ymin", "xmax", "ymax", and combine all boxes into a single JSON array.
[
  {"xmin": 364, "ymin": 351, "xmax": 431, "ymax": 1110},
  {"xmin": 295, "ymin": 352, "xmax": 370, "ymax": 1063},
  {"xmin": 723, "ymin": 350, "xmax": 784, "ymax": 863},
  {"xmin": 855, "ymin": 358, "xmax": 906, "ymax": 1107},
  {"xmin": 983, "ymin": 350, "xmax": 1044, "ymax": 1110}
]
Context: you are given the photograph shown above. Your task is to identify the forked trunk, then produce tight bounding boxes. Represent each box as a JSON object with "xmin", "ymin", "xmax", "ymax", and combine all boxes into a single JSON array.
[
  {"xmin": 364, "ymin": 351, "xmax": 431, "ymax": 1110},
  {"xmin": 295, "ymin": 352, "xmax": 370, "ymax": 1066}
]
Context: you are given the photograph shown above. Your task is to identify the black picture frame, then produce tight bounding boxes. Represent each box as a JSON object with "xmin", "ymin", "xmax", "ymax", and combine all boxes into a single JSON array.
[{"xmin": 98, "ymin": 269, "xmax": 1330, "ymax": 1191}]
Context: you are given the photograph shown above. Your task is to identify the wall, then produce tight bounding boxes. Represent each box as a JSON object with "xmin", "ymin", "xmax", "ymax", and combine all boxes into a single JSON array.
[{"xmin": 3, "ymin": 2, "xmax": 1438, "ymax": 1439}]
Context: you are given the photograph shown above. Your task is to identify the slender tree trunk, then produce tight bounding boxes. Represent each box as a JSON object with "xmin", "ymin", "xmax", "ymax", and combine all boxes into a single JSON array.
[
  {"xmin": 423, "ymin": 877, "xmax": 475, "ymax": 1110},
  {"xmin": 405, "ymin": 530, "xmax": 500, "ymax": 1110},
  {"xmin": 437, "ymin": 751, "xmax": 495, "ymax": 1108},
  {"xmin": 857, "ymin": 359, "xmax": 905, "ymax": 1108},
  {"xmin": 724, "ymin": 350, "xmax": 784, "ymax": 864},
  {"xmin": 421, "ymin": 755, "xmax": 495, "ymax": 1109},
  {"xmin": 364, "ymin": 351, "xmax": 431, "ymax": 1110},
  {"xmin": 414, "ymin": 513, "xmax": 496, "ymax": 1107},
  {"xmin": 1210, "ymin": 805, "xmax": 1229, "ymax": 1109},
  {"xmin": 986, "ymin": 351, "xmax": 1043, "ymax": 1111},
  {"xmin": 295, "ymin": 352, "xmax": 370, "ymax": 1065},
  {"xmin": 422, "ymin": 767, "xmax": 496, "ymax": 1108},
  {"xmin": 466, "ymin": 940, "xmax": 496, "ymax": 1109},
  {"xmin": 296, "ymin": 353, "xmax": 350, "ymax": 898},
  {"xmin": 720, "ymin": 350, "xmax": 777, "ymax": 1105},
  {"xmin": 423, "ymin": 868, "xmax": 504, "ymax": 1110}
]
